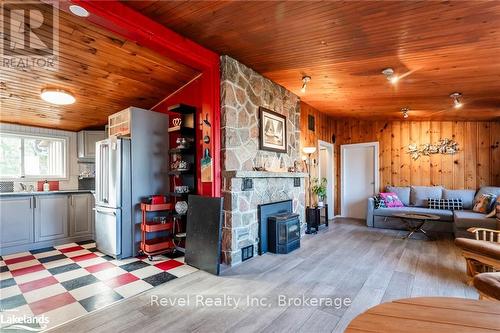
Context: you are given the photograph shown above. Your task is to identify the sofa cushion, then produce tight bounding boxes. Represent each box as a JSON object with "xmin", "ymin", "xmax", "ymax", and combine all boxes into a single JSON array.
[
  {"xmin": 454, "ymin": 238, "xmax": 500, "ymax": 260},
  {"xmin": 474, "ymin": 186, "xmax": 500, "ymax": 204},
  {"xmin": 473, "ymin": 272, "xmax": 500, "ymax": 300},
  {"xmin": 443, "ymin": 189, "xmax": 476, "ymax": 210},
  {"xmin": 410, "ymin": 186, "xmax": 443, "ymax": 207},
  {"xmin": 453, "ymin": 210, "xmax": 499, "ymax": 230},
  {"xmin": 386, "ymin": 186, "xmax": 410, "ymax": 206},
  {"xmin": 373, "ymin": 206, "xmax": 454, "ymax": 221}
]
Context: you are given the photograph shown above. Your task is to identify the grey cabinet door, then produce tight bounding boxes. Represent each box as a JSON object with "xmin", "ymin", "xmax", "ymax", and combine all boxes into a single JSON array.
[
  {"xmin": 69, "ymin": 194, "xmax": 93, "ymax": 236},
  {"xmin": 78, "ymin": 131, "xmax": 105, "ymax": 159},
  {"xmin": 35, "ymin": 195, "xmax": 68, "ymax": 242},
  {"xmin": 0, "ymin": 196, "xmax": 34, "ymax": 247}
]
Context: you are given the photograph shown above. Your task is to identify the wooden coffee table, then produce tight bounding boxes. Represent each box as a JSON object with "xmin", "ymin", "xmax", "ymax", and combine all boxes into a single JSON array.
[
  {"xmin": 393, "ymin": 213, "xmax": 440, "ymax": 240},
  {"xmin": 345, "ymin": 297, "xmax": 500, "ymax": 333}
]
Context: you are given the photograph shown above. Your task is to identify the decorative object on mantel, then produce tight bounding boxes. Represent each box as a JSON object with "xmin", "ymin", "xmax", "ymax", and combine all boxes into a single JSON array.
[
  {"xmin": 407, "ymin": 138, "xmax": 459, "ymax": 160},
  {"xmin": 259, "ymin": 107, "xmax": 287, "ymax": 153}
]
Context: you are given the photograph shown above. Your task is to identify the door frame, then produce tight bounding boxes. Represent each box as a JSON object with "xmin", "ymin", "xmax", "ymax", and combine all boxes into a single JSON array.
[
  {"xmin": 340, "ymin": 142, "xmax": 379, "ymax": 218},
  {"xmin": 317, "ymin": 140, "xmax": 334, "ymax": 217}
]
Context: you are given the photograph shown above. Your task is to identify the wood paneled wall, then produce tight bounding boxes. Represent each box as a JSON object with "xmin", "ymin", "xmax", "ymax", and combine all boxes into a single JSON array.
[{"xmin": 300, "ymin": 102, "xmax": 500, "ymax": 215}]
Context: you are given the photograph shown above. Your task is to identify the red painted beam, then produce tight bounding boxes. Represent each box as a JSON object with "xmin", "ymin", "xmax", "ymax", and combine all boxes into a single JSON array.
[{"xmin": 61, "ymin": 0, "xmax": 221, "ymax": 197}]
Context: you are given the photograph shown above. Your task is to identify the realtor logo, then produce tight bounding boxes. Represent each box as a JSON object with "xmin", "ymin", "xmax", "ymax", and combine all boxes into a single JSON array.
[{"xmin": 1, "ymin": 1, "xmax": 59, "ymax": 69}]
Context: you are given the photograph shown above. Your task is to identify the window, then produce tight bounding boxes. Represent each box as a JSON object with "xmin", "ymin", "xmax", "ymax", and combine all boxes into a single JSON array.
[{"xmin": 0, "ymin": 132, "xmax": 67, "ymax": 179}]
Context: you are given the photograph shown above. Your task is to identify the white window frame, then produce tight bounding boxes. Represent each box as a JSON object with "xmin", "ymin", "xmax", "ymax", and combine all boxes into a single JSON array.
[{"xmin": 0, "ymin": 131, "xmax": 69, "ymax": 181}]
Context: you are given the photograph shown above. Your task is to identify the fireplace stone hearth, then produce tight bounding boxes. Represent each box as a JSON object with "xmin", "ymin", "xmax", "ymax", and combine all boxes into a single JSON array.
[{"xmin": 221, "ymin": 171, "xmax": 306, "ymax": 265}]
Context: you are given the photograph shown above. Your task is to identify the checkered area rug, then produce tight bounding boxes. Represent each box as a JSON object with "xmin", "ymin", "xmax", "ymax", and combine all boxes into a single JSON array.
[{"xmin": 0, "ymin": 241, "xmax": 197, "ymax": 331}]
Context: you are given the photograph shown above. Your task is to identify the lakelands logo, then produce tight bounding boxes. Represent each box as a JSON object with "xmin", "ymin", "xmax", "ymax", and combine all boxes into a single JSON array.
[
  {"xmin": 0, "ymin": 312, "xmax": 49, "ymax": 331},
  {"xmin": 1, "ymin": 1, "xmax": 59, "ymax": 69}
]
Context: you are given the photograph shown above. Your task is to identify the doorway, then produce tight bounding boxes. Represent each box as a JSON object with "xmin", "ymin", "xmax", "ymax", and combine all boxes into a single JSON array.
[
  {"xmin": 341, "ymin": 142, "xmax": 379, "ymax": 219},
  {"xmin": 317, "ymin": 140, "xmax": 334, "ymax": 217}
]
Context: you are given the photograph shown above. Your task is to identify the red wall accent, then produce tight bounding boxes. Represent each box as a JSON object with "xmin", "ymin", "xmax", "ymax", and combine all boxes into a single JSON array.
[
  {"xmin": 152, "ymin": 77, "xmax": 212, "ymax": 196},
  {"xmin": 67, "ymin": 0, "xmax": 221, "ymax": 197}
]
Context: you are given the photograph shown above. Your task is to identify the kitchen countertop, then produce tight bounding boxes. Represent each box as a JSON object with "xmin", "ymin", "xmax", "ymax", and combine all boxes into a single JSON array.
[{"xmin": 0, "ymin": 190, "xmax": 94, "ymax": 197}]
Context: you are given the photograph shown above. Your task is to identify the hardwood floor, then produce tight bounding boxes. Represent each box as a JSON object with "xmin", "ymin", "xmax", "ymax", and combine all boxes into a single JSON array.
[{"xmin": 50, "ymin": 219, "xmax": 477, "ymax": 333}]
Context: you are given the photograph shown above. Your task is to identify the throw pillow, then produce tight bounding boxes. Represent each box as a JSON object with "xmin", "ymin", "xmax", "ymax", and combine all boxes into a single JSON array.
[
  {"xmin": 373, "ymin": 195, "xmax": 387, "ymax": 209},
  {"xmin": 472, "ymin": 193, "xmax": 497, "ymax": 214},
  {"xmin": 496, "ymin": 196, "xmax": 500, "ymax": 219},
  {"xmin": 428, "ymin": 198, "xmax": 463, "ymax": 210},
  {"xmin": 379, "ymin": 192, "xmax": 404, "ymax": 208}
]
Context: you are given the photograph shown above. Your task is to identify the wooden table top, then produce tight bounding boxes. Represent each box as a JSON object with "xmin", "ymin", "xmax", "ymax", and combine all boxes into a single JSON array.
[
  {"xmin": 345, "ymin": 297, "xmax": 500, "ymax": 333},
  {"xmin": 392, "ymin": 213, "xmax": 440, "ymax": 220}
]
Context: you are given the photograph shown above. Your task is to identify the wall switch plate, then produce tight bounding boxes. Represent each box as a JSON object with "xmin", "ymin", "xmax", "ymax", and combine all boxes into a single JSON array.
[
  {"xmin": 294, "ymin": 178, "xmax": 301, "ymax": 187},
  {"xmin": 242, "ymin": 178, "xmax": 253, "ymax": 191}
]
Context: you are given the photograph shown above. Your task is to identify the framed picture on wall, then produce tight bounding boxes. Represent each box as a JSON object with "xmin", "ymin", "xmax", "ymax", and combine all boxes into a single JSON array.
[{"xmin": 259, "ymin": 107, "xmax": 287, "ymax": 153}]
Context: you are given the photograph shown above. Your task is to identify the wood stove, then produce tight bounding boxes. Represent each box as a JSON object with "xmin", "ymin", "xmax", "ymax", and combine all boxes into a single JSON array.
[{"xmin": 267, "ymin": 213, "xmax": 300, "ymax": 254}]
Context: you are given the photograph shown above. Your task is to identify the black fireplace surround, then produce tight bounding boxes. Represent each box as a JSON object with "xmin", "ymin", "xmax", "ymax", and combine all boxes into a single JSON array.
[{"xmin": 258, "ymin": 200, "xmax": 300, "ymax": 255}]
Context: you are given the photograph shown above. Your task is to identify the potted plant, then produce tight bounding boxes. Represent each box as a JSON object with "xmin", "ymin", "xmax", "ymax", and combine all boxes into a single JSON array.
[{"xmin": 311, "ymin": 177, "xmax": 327, "ymax": 207}]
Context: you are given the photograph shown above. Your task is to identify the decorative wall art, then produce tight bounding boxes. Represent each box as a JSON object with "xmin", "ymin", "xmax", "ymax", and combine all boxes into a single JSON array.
[
  {"xmin": 407, "ymin": 138, "xmax": 459, "ymax": 160},
  {"xmin": 259, "ymin": 107, "xmax": 287, "ymax": 153}
]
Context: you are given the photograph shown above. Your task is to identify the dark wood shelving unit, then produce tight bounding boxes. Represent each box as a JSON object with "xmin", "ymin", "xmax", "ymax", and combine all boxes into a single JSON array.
[
  {"xmin": 169, "ymin": 147, "xmax": 195, "ymax": 154},
  {"xmin": 167, "ymin": 104, "xmax": 197, "ymax": 254}
]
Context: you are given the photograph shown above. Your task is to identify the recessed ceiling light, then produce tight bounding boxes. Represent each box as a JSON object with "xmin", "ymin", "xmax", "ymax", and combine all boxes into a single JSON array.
[
  {"xmin": 450, "ymin": 92, "xmax": 463, "ymax": 109},
  {"xmin": 69, "ymin": 5, "xmax": 89, "ymax": 17},
  {"xmin": 301, "ymin": 76, "xmax": 311, "ymax": 93},
  {"xmin": 382, "ymin": 68, "xmax": 399, "ymax": 85},
  {"xmin": 40, "ymin": 88, "xmax": 76, "ymax": 105}
]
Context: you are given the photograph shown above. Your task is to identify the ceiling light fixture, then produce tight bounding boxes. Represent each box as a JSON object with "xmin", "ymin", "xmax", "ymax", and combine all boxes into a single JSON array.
[
  {"xmin": 40, "ymin": 88, "xmax": 76, "ymax": 105},
  {"xmin": 301, "ymin": 76, "xmax": 311, "ymax": 93},
  {"xmin": 69, "ymin": 5, "xmax": 90, "ymax": 17},
  {"xmin": 382, "ymin": 68, "xmax": 399, "ymax": 84},
  {"xmin": 401, "ymin": 107, "xmax": 410, "ymax": 119},
  {"xmin": 450, "ymin": 92, "xmax": 463, "ymax": 109}
]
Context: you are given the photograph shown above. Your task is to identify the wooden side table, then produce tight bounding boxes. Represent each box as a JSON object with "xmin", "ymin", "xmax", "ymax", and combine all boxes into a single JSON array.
[
  {"xmin": 305, "ymin": 204, "xmax": 328, "ymax": 234},
  {"xmin": 345, "ymin": 297, "xmax": 500, "ymax": 333}
]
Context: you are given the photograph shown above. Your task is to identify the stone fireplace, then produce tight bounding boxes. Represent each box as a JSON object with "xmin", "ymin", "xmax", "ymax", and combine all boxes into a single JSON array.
[{"xmin": 220, "ymin": 55, "xmax": 306, "ymax": 266}]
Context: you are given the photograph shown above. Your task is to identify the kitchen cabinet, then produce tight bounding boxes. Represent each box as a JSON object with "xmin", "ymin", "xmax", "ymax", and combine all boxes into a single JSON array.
[
  {"xmin": 0, "ymin": 197, "xmax": 34, "ymax": 247},
  {"xmin": 35, "ymin": 195, "xmax": 69, "ymax": 242},
  {"xmin": 69, "ymin": 193, "xmax": 93, "ymax": 236},
  {"xmin": 78, "ymin": 130, "xmax": 106, "ymax": 159},
  {"xmin": 0, "ymin": 192, "xmax": 94, "ymax": 255}
]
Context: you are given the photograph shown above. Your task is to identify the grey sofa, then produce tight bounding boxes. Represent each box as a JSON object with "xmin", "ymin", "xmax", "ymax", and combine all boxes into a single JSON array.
[{"xmin": 366, "ymin": 186, "xmax": 500, "ymax": 238}]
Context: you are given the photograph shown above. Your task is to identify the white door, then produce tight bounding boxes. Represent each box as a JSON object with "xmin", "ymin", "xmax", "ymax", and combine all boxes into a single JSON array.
[
  {"xmin": 341, "ymin": 142, "xmax": 379, "ymax": 219},
  {"xmin": 317, "ymin": 140, "xmax": 334, "ymax": 217}
]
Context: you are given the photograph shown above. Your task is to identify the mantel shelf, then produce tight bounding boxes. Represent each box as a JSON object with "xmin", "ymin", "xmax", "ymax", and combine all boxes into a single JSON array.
[{"xmin": 222, "ymin": 171, "xmax": 308, "ymax": 178}]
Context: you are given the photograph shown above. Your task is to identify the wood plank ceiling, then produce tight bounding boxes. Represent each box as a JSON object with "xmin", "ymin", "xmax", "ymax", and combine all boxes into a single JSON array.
[
  {"xmin": 0, "ymin": 2, "xmax": 199, "ymax": 131},
  {"xmin": 126, "ymin": 0, "xmax": 500, "ymax": 121}
]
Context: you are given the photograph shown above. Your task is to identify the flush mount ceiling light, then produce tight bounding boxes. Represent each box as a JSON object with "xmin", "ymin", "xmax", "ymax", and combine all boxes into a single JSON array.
[
  {"xmin": 401, "ymin": 107, "xmax": 410, "ymax": 119},
  {"xmin": 300, "ymin": 76, "xmax": 311, "ymax": 93},
  {"xmin": 40, "ymin": 88, "xmax": 76, "ymax": 105},
  {"xmin": 450, "ymin": 92, "xmax": 463, "ymax": 109},
  {"xmin": 69, "ymin": 5, "xmax": 89, "ymax": 17},
  {"xmin": 382, "ymin": 68, "xmax": 399, "ymax": 84}
]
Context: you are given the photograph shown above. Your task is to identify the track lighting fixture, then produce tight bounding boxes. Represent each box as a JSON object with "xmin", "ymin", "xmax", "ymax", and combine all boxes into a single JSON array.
[
  {"xmin": 401, "ymin": 107, "xmax": 409, "ymax": 119},
  {"xmin": 301, "ymin": 76, "xmax": 311, "ymax": 93},
  {"xmin": 450, "ymin": 92, "xmax": 463, "ymax": 109},
  {"xmin": 382, "ymin": 68, "xmax": 399, "ymax": 84}
]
